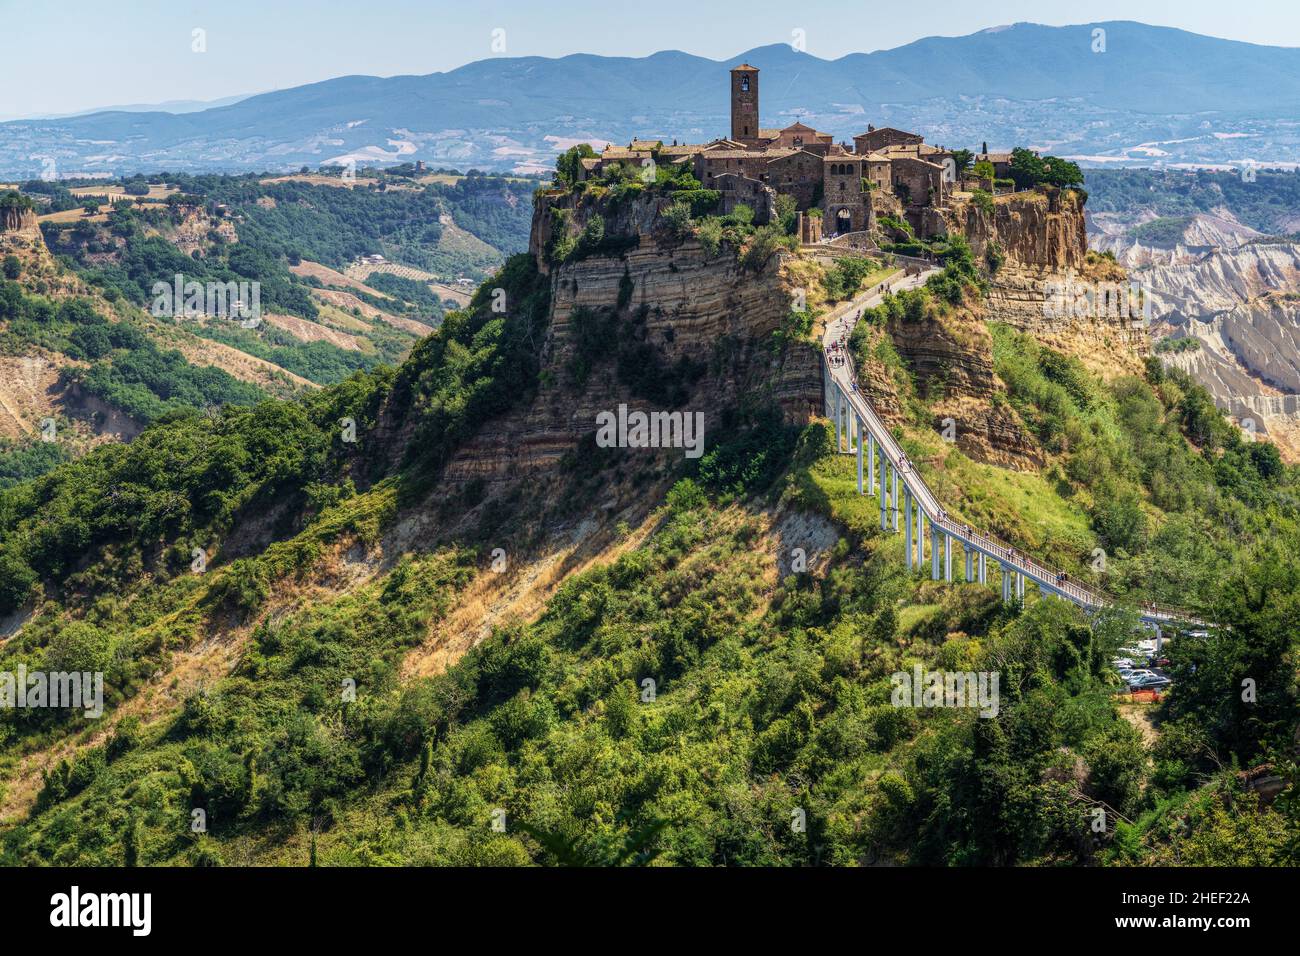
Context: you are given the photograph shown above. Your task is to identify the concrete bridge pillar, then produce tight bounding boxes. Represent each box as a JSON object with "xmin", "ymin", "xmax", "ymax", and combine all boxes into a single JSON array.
[
  {"xmin": 892, "ymin": 468, "xmax": 900, "ymax": 531},
  {"xmin": 931, "ymin": 526, "xmax": 940, "ymax": 580},
  {"xmin": 1016, "ymin": 572, "xmax": 1025, "ymax": 600},
  {"xmin": 868, "ymin": 433, "xmax": 876, "ymax": 491},
  {"xmin": 1001, "ymin": 563, "xmax": 1011, "ymax": 602},
  {"xmin": 835, "ymin": 387, "xmax": 842, "ymax": 453},
  {"xmin": 965, "ymin": 547, "xmax": 974, "ymax": 583},
  {"xmin": 856, "ymin": 416, "xmax": 864, "ymax": 494},
  {"xmin": 944, "ymin": 534, "xmax": 952, "ymax": 582},
  {"xmin": 879, "ymin": 461, "xmax": 889, "ymax": 531},
  {"xmin": 917, "ymin": 509, "xmax": 925, "ymax": 559},
  {"xmin": 904, "ymin": 488, "xmax": 913, "ymax": 569},
  {"xmin": 978, "ymin": 552, "xmax": 987, "ymax": 585}
]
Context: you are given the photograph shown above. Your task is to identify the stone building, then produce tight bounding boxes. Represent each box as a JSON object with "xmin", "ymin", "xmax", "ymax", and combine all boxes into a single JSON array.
[
  {"xmin": 823, "ymin": 154, "xmax": 869, "ymax": 233},
  {"xmin": 730, "ymin": 65, "xmax": 761, "ymax": 145},
  {"xmin": 889, "ymin": 155, "xmax": 947, "ymax": 211},
  {"xmin": 713, "ymin": 173, "xmax": 776, "ymax": 224},
  {"xmin": 853, "ymin": 125, "xmax": 924, "ymax": 154},
  {"xmin": 764, "ymin": 150, "xmax": 823, "ymax": 207},
  {"xmin": 581, "ymin": 62, "xmax": 985, "ymax": 238},
  {"xmin": 976, "ymin": 151, "xmax": 1014, "ymax": 179}
]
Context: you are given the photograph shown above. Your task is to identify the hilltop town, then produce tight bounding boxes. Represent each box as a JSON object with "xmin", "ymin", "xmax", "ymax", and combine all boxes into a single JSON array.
[{"xmin": 578, "ymin": 63, "xmax": 1022, "ymax": 243}]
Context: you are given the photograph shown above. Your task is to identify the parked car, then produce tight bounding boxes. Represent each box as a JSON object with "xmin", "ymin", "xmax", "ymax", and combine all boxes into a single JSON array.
[
  {"xmin": 1112, "ymin": 658, "xmax": 1135, "ymax": 669},
  {"xmin": 1129, "ymin": 674, "xmax": 1170, "ymax": 689}
]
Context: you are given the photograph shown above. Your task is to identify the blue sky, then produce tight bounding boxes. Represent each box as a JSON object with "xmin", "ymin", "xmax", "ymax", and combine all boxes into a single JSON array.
[{"xmin": 2, "ymin": 0, "xmax": 1298, "ymax": 118}]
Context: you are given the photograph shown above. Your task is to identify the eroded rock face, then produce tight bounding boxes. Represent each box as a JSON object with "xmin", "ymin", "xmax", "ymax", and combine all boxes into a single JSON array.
[
  {"xmin": 0, "ymin": 207, "xmax": 80, "ymax": 297},
  {"xmin": 954, "ymin": 189, "xmax": 1088, "ymax": 273},
  {"xmin": 983, "ymin": 265, "xmax": 1150, "ymax": 379},
  {"xmin": 0, "ymin": 206, "xmax": 39, "ymax": 235},
  {"xmin": 446, "ymin": 193, "xmax": 823, "ymax": 483},
  {"xmin": 882, "ymin": 311, "xmax": 1043, "ymax": 470},
  {"xmin": 1091, "ymin": 210, "xmax": 1300, "ymax": 458}
]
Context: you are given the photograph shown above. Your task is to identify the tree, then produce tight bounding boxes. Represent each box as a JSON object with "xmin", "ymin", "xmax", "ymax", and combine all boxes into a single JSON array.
[
  {"xmin": 1009, "ymin": 148, "xmax": 1084, "ymax": 190},
  {"xmin": 0, "ymin": 190, "xmax": 34, "ymax": 212},
  {"xmin": 44, "ymin": 621, "xmax": 114, "ymax": 673},
  {"xmin": 2, "ymin": 255, "xmax": 19, "ymax": 280},
  {"xmin": 951, "ymin": 149, "xmax": 975, "ymax": 173},
  {"xmin": 555, "ymin": 143, "xmax": 597, "ymax": 186}
]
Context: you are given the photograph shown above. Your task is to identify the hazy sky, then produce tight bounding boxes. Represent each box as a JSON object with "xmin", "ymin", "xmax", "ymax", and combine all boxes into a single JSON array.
[{"xmin": 3, "ymin": 0, "xmax": 1298, "ymax": 117}]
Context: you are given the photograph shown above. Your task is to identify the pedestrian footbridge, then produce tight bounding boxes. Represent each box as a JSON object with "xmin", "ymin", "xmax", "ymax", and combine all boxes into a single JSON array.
[{"xmin": 820, "ymin": 271, "xmax": 1201, "ymax": 631}]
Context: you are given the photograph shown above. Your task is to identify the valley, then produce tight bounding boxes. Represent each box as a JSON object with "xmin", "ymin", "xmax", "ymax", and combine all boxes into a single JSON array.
[
  {"xmin": 0, "ymin": 167, "xmax": 535, "ymax": 488},
  {"xmin": 1087, "ymin": 168, "xmax": 1300, "ymax": 459}
]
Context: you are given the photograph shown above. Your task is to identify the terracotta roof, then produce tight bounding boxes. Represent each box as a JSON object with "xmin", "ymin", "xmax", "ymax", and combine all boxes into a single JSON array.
[
  {"xmin": 629, "ymin": 140, "xmax": 662, "ymax": 150},
  {"xmin": 781, "ymin": 121, "xmax": 817, "ymax": 133},
  {"xmin": 765, "ymin": 149, "xmax": 823, "ymax": 164},
  {"xmin": 891, "ymin": 155, "xmax": 944, "ymax": 171},
  {"xmin": 856, "ymin": 126, "xmax": 923, "ymax": 139},
  {"xmin": 731, "ymin": 64, "xmax": 760, "ymax": 72},
  {"xmin": 701, "ymin": 148, "xmax": 799, "ymax": 160}
]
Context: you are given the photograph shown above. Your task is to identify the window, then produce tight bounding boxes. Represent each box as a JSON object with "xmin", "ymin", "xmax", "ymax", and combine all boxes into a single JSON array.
[{"xmin": 741, "ymin": 76, "xmax": 750, "ymax": 92}]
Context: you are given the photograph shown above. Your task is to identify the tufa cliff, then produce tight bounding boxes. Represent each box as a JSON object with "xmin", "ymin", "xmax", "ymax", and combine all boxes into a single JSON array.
[
  {"xmin": 952, "ymin": 188, "xmax": 1149, "ymax": 379},
  {"xmin": 438, "ymin": 190, "xmax": 823, "ymax": 484}
]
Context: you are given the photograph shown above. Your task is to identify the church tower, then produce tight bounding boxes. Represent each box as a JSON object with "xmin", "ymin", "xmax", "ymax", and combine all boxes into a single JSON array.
[{"xmin": 730, "ymin": 65, "xmax": 760, "ymax": 145}]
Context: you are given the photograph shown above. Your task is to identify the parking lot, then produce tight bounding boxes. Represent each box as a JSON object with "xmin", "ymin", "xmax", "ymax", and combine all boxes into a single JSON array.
[{"xmin": 1112, "ymin": 636, "xmax": 1174, "ymax": 694}]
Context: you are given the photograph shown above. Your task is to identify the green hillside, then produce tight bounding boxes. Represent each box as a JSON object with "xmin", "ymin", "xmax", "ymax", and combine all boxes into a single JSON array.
[{"xmin": 1, "ymin": 246, "xmax": 1295, "ymax": 867}]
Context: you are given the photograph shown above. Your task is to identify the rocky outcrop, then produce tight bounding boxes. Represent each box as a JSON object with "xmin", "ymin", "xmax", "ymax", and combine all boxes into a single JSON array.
[
  {"xmin": 882, "ymin": 311, "xmax": 1043, "ymax": 470},
  {"xmin": 449, "ymin": 192, "xmax": 822, "ymax": 483},
  {"xmin": 952, "ymin": 188, "xmax": 1088, "ymax": 272},
  {"xmin": 173, "ymin": 207, "xmax": 238, "ymax": 258},
  {"xmin": 983, "ymin": 265, "xmax": 1150, "ymax": 379},
  {"xmin": 0, "ymin": 206, "xmax": 39, "ymax": 236},
  {"xmin": 944, "ymin": 190, "xmax": 1149, "ymax": 378},
  {"xmin": 0, "ymin": 205, "xmax": 78, "ymax": 296}
]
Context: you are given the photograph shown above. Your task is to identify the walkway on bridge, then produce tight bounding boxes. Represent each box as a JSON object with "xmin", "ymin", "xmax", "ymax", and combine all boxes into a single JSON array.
[{"xmin": 820, "ymin": 271, "xmax": 1200, "ymax": 630}]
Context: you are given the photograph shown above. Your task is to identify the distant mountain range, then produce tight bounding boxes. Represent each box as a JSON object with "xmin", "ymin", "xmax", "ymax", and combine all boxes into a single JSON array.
[
  {"xmin": 0, "ymin": 93, "xmax": 255, "ymax": 124},
  {"xmin": 5, "ymin": 20, "xmax": 1300, "ymax": 179}
]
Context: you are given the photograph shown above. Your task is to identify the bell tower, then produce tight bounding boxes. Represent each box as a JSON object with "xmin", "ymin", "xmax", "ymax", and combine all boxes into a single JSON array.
[{"xmin": 730, "ymin": 65, "xmax": 759, "ymax": 145}]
